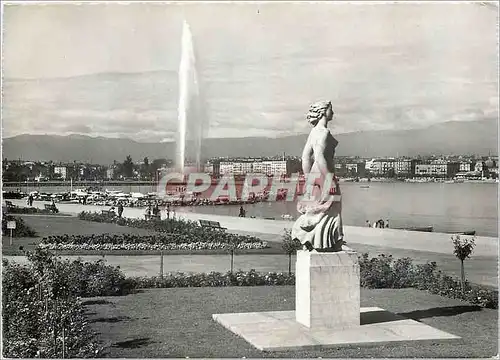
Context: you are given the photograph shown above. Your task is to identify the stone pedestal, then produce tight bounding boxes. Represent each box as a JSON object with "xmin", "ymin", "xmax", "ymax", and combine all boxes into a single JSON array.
[
  {"xmin": 295, "ymin": 250, "xmax": 360, "ymax": 329},
  {"xmin": 212, "ymin": 246, "xmax": 460, "ymax": 351}
]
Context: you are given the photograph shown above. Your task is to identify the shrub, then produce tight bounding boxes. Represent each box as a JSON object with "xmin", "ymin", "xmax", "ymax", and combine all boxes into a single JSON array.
[
  {"xmin": 357, "ymin": 253, "xmax": 497, "ymax": 309},
  {"xmin": 2, "ymin": 253, "xmax": 103, "ymax": 358},
  {"xmin": 8, "ymin": 206, "xmax": 54, "ymax": 215},
  {"xmin": 2, "ymin": 215, "xmax": 37, "ymax": 237},
  {"xmin": 27, "ymin": 248, "xmax": 133, "ymax": 297}
]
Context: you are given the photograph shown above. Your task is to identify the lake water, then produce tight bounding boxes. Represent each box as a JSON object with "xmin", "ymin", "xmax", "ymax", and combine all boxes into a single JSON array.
[
  {"xmin": 186, "ymin": 182, "xmax": 498, "ymax": 237},
  {"xmin": 10, "ymin": 182, "xmax": 498, "ymax": 237}
]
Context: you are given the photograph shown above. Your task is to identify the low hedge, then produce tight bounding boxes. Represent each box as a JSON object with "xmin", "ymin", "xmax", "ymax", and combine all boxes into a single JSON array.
[
  {"xmin": 125, "ymin": 253, "xmax": 497, "ymax": 309},
  {"xmin": 39, "ymin": 233, "xmax": 268, "ymax": 251},
  {"xmin": 79, "ymin": 211, "xmax": 202, "ymax": 233},
  {"xmin": 7, "ymin": 206, "xmax": 53, "ymax": 215},
  {"xmin": 358, "ymin": 253, "xmax": 498, "ymax": 309},
  {"xmin": 2, "ymin": 214, "xmax": 37, "ymax": 238},
  {"xmin": 129, "ymin": 269, "xmax": 295, "ymax": 288}
]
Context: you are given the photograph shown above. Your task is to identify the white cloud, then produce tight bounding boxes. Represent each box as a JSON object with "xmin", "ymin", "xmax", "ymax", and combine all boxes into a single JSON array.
[{"xmin": 1, "ymin": 3, "xmax": 497, "ymax": 141}]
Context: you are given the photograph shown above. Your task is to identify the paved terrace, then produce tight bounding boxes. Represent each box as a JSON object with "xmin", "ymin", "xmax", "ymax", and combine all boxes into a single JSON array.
[{"xmin": 8, "ymin": 199, "xmax": 498, "ymax": 257}]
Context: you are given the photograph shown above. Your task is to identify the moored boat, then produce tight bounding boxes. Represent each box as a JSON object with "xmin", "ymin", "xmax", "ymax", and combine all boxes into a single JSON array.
[
  {"xmin": 395, "ymin": 226, "xmax": 434, "ymax": 232},
  {"xmin": 446, "ymin": 230, "xmax": 476, "ymax": 236}
]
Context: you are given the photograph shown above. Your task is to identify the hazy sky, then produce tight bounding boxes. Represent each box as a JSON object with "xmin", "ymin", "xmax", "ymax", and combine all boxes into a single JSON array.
[{"xmin": 2, "ymin": 1, "xmax": 499, "ymax": 141}]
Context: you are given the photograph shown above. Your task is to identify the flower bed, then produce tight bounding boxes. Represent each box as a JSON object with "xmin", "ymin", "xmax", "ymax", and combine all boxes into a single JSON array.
[
  {"xmin": 39, "ymin": 233, "xmax": 268, "ymax": 251},
  {"xmin": 76, "ymin": 212, "xmax": 269, "ymax": 250}
]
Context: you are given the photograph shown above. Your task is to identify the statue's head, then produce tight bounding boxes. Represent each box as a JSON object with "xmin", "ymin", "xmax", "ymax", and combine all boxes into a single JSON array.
[{"xmin": 307, "ymin": 100, "xmax": 333, "ymax": 126}]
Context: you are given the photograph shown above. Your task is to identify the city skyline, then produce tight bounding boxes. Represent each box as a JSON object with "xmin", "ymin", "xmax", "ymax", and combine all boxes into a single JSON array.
[{"xmin": 2, "ymin": 2, "xmax": 498, "ymax": 142}]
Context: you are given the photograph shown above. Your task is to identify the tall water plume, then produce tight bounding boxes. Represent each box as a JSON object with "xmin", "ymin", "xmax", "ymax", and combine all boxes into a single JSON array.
[{"xmin": 176, "ymin": 20, "xmax": 204, "ymax": 174}]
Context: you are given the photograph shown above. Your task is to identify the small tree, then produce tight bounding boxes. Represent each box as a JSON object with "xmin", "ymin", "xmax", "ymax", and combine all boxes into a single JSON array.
[
  {"xmin": 452, "ymin": 235, "xmax": 476, "ymax": 295},
  {"xmin": 281, "ymin": 228, "xmax": 302, "ymax": 275},
  {"xmin": 122, "ymin": 155, "xmax": 134, "ymax": 179},
  {"xmin": 224, "ymin": 241, "xmax": 236, "ymax": 273}
]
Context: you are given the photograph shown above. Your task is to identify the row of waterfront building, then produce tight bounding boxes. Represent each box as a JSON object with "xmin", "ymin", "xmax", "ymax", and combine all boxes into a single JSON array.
[
  {"xmin": 51, "ymin": 157, "xmax": 500, "ymax": 180},
  {"xmin": 4, "ymin": 155, "xmax": 498, "ymax": 182},
  {"xmin": 206, "ymin": 157, "xmax": 499, "ymax": 179}
]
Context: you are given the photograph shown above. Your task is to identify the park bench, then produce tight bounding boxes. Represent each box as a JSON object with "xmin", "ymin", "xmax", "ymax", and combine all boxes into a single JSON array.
[
  {"xmin": 199, "ymin": 219, "xmax": 227, "ymax": 231},
  {"xmin": 144, "ymin": 213, "xmax": 161, "ymax": 221},
  {"xmin": 5, "ymin": 201, "xmax": 15, "ymax": 209},
  {"xmin": 44, "ymin": 204, "xmax": 59, "ymax": 213},
  {"xmin": 101, "ymin": 210, "xmax": 115, "ymax": 217}
]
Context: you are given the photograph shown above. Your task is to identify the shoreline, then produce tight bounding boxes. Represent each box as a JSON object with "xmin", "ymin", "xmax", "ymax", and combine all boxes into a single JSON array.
[
  {"xmin": 5, "ymin": 199, "xmax": 498, "ymax": 257},
  {"xmin": 4, "ymin": 180, "xmax": 498, "ymax": 238},
  {"xmin": 3, "ymin": 177, "xmax": 499, "ymax": 189}
]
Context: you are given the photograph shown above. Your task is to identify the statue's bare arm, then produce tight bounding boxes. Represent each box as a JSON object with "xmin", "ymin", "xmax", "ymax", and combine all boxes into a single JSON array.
[
  {"xmin": 311, "ymin": 130, "xmax": 330, "ymax": 178},
  {"xmin": 301, "ymin": 137, "xmax": 313, "ymax": 174}
]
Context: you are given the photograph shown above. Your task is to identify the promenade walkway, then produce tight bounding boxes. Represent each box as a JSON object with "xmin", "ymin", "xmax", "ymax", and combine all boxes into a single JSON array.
[
  {"xmin": 9, "ymin": 199, "xmax": 498, "ymax": 256},
  {"xmin": 5, "ymin": 199, "xmax": 498, "ymax": 287}
]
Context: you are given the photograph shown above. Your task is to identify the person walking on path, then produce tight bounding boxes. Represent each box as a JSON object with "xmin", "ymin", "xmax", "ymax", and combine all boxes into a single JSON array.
[
  {"xmin": 153, "ymin": 203, "xmax": 160, "ymax": 219},
  {"xmin": 118, "ymin": 202, "xmax": 124, "ymax": 218},
  {"xmin": 239, "ymin": 205, "xmax": 246, "ymax": 217},
  {"xmin": 50, "ymin": 199, "xmax": 59, "ymax": 213},
  {"xmin": 145, "ymin": 204, "xmax": 152, "ymax": 220}
]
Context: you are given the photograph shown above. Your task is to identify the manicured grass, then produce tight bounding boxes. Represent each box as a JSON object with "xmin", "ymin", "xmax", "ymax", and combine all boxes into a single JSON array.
[
  {"xmin": 4, "ymin": 216, "xmax": 497, "ymax": 288},
  {"xmin": 85, "ymin": 287, "xmax": 497, "ymax": 358},
  {"xmin": 2, "ymin": 216, "xmax": 283, "ymax": 256},
  {"xmin": 2, "ymin": 215, "xmax": 160, "ymax": 255}
]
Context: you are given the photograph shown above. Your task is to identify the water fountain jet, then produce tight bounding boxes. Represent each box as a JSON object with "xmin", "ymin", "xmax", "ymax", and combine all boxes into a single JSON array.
[{"xmin": 176, "ymin": 20, "xmax": 203, "ymax": 176}]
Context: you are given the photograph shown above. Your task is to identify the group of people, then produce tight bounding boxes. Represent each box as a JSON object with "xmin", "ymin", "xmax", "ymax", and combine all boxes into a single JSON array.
[
  {"xmin": 26, "ymin": 194, "xmax": 34, "ymax": 207},
  {"xmin": 79, "ymin": 196, "xmax": 88, "ymax": 205},
  {"xmin": 26, "ymin": 194, "xmax": 59, "ymax": 213},
  {"xmin": 109, "ymin": 202, "xmax": 124, "ymax": 218},
  {"xmin": 144, "ymin": 202, "xmax": 162, "ymax": 220},
  {"xmin": 107, "ymin": 202, "xmax": 175, "ymax": 220},
  {"xmin": 367, "ymin": 219, "xmax": 389, "ymax": 228}
]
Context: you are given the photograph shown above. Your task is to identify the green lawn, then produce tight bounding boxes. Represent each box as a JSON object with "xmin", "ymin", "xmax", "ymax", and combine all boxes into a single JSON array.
[
  {"xmin": 2, "ymin": 215, "xmax": 284, "ymax": 256},
  {"xmin": 3, "ymin": 215, "xmax": 497, "ymax": 288},
  {"xmin": 85, "ymin": 287, "xmax": 497, "ymax": 358}
]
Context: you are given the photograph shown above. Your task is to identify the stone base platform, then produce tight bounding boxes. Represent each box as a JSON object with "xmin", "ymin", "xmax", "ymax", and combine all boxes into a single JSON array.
[{"xmin": 212, "ymin": 307, "xmax": 460, "ymax": 351}]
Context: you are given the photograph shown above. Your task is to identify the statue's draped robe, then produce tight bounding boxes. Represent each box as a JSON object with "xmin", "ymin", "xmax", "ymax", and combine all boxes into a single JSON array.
[{"xmin": 292, "ymin": 132, "xmax": 344, "ymax": 250}]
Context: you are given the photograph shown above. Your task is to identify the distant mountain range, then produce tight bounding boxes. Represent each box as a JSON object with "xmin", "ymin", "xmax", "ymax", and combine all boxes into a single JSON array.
[{"xmin": 2, "ymin": 119, "xmax": 497, "ymax": 164}]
